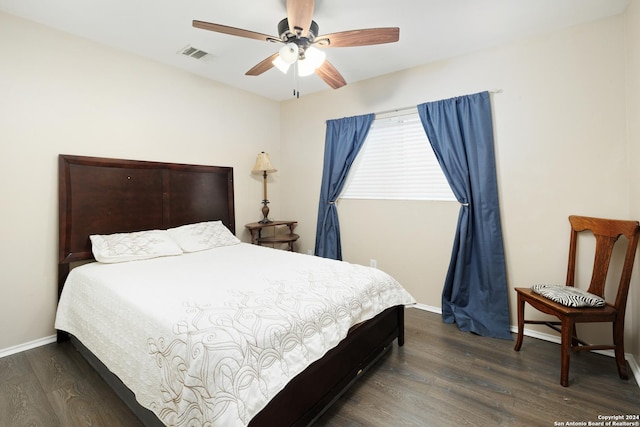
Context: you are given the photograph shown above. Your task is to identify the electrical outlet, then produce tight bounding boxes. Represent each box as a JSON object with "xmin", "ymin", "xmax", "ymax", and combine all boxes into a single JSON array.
[{"xmin": 370, "ymin": 259, "xmax": 377, "ymax": 268}]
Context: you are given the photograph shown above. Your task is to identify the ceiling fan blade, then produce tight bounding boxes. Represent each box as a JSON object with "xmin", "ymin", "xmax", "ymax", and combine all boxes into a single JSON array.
[
  {"xmin": 245, "ymin": 53, "xmax": 280, "ymax": 76},
  {"xmin": 286, "ymin": 0, "xmax": 315, "ymax": 37},
  {"xmin": 193, "ymin": 20, "xmax": 277, "ymax": 43},
  {"xmin": 316, "ymin": 27, "xmax": 399, "ymax": 48},
  {"xmin": 315, "ymin": 60, "xmax": 346, "ymax": 89}
]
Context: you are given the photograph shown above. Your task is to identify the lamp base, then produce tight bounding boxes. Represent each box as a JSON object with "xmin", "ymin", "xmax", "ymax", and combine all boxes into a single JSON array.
[{"xmin": 259, "ymin": 200, "xmax": 272, "ymax": 224}]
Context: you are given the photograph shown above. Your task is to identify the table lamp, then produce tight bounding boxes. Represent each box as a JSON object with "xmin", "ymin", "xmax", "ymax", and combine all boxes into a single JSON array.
[{"xmin": 252, "ymin": 152, "xmax": 277, "ymax": 223}]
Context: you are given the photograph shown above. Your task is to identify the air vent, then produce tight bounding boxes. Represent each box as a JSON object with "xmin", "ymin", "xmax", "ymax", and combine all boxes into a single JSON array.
[{"xmin": 178, "ymin": 45, "xmax": 213, "ymax": 61}]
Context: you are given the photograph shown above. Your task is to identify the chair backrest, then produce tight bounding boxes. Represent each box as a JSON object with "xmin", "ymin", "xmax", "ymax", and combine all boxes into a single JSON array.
[{"xmin": 566, "ymin": 215, "xmax": 640, "ymax": 313}]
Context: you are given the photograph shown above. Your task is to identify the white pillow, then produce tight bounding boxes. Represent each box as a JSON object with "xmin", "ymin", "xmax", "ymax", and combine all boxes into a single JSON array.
[
  {"xmin": 167, "ymin": 221, "xmax": 240, "ymax": 252},
  {"xmin": 90, "ymin": 230, "xmax": 183, "ymax": 263}
]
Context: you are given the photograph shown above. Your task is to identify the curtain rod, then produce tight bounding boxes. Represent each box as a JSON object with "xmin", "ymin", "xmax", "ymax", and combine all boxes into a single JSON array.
[{"xmin": 374, "ymin": 89, "xmax": 503, "ymax": 117}]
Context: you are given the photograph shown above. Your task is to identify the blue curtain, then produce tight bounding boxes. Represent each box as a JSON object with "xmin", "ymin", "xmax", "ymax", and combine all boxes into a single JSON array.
[
  {"xmin": 314, "ymin": 114, "xmax": 374, "ymax": 260},
  {"xmin": 417, "ymin": 92, "xmax": 511, "ymax": 340}
]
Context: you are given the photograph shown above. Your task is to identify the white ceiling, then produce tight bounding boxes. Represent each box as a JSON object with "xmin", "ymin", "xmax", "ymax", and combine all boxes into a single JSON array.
[{"xmin": 0, "ymin": 0, "xmax": 630, "ymax": 101}]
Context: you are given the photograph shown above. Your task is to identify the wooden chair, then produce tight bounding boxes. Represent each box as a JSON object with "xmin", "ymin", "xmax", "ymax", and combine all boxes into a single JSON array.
[{"xmin": 514, "ymin": 215, "xmax": 640, "ymax": 387}]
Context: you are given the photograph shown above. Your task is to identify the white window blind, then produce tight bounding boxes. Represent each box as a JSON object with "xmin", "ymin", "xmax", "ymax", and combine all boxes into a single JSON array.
[{"xmin": 341, "ymin": 110, "xmax": 456, "ymax": 201}]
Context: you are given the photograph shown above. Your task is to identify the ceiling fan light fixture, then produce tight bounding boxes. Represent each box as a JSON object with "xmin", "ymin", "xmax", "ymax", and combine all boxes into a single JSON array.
[
  {"xmin": 273, "ymin": 42, "xmax": 299, "ymax": 74},
  {"xmin": 297, "ymin": 46, "xmax": 325, "ymax": 76},
  {"xmin": 297, "ymin": 58, "xmax": 315, "ymax": 76},
  {"xmin": 279, "ymin": 43, "xmax": 299, "ymax": 64},
  {"xmin": 307, "ymin": 46, "xmax": 326, "ymax": 68},
  {"xmin": 272, "ymin": 56, "xmax": 291, "ymax": 74}
]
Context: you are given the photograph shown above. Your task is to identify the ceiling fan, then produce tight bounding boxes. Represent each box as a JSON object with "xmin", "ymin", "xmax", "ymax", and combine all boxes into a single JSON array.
[{"xmin": 193, "ymin": 0, "xmax": 399, "ymax": 93}]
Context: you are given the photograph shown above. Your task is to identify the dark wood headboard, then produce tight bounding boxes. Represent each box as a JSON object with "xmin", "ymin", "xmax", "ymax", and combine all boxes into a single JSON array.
[{"xmin": 58, "ymin": 154, "xmax": 235, "ymax": 296}]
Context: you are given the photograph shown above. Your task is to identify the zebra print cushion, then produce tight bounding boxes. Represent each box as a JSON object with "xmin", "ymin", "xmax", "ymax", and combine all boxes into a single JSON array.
[{"xmin": 531, "ymin": 284, "xmax": 605, "ymax": 308}]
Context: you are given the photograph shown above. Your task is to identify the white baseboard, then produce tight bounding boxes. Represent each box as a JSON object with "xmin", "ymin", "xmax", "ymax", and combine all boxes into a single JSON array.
[
  {"xmin": 411, "ymin": 302, "xmax": 442, "ymax": 314},
  {"xmin": 0, "ymin": 335, "xmax": 57, "ymax": 359},
  {"xmin": 410, "ymin": 305, "xmax": 640, "ymax": 388}
]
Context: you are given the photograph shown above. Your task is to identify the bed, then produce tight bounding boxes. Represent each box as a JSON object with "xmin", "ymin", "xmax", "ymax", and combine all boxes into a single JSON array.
[{"xmin": 55, "ymin": 154, "xmax": 414, "ymax": 426}]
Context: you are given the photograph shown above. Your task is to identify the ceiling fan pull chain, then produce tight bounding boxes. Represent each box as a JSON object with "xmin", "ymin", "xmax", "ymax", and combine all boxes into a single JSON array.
[{"xmin": 294, "ymin": 62, "xmax": 300, "ymax": 98}]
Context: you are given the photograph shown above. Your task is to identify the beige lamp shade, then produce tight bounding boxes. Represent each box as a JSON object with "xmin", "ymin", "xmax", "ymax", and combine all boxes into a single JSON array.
[{"xmin": 252, "ymin": 152, "xmax": 277, "ymax": 174}]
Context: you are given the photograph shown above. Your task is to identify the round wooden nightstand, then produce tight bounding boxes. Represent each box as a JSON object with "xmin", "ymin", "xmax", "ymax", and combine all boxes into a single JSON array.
[{"xmin": 245, "ymin": 220, "xmax": 299, "ymax": 251}]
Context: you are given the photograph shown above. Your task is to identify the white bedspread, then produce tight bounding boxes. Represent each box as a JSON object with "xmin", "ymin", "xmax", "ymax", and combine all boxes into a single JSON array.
[{"xmin": 55, "ymin": 243, "xmax": 415, "ymax": 426}]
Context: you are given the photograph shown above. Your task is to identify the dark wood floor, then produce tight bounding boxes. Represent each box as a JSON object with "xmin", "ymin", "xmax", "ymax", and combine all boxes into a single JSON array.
[{"xmin": 1, "ymin": 308, "xmax": 638, "ymax": 426}]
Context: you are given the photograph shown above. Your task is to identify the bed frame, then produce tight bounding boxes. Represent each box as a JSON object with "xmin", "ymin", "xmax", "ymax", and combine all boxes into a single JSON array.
[{"xmin": 57, "ymin": 154, "xmax": 405, "ymax": 426}]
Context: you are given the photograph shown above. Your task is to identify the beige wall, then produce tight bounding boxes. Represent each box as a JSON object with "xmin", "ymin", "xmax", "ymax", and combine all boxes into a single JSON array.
[
  {"xmin": 626, "ymin": 0, "xmax": 640, "ymax": 360},
  {"xmin": 0, "ymin": 12, "xmax": 281, "ymax": 351},
  {"xmin": 280, "ymin": 15, "xmax": 633, "ymax": 349}
]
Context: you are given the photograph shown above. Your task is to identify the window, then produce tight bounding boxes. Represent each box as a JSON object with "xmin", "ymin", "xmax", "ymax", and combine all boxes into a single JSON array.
[{"xmin": 340, "ymin": 109, "xmax": 456, "ymax": 201}]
